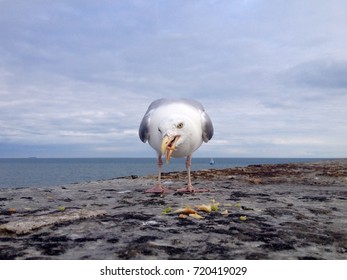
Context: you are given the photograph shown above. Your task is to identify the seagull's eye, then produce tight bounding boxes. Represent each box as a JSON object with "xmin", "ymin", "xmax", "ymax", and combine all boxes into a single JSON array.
[
  {"xmin": 177, "ymin": 122, "xmax": 184, "ymax": 129},
  {"xmin": 158, "ymin": 128, "xmax": 162, "ymax": 133}
]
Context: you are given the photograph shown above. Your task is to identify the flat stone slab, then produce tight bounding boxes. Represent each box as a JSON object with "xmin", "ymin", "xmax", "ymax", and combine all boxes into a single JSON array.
[
  {"xmin": 0, "ymin": 159, "xmax": 346, "ymax": 259},
  {"xmin": 0, "ymin": 209, "xmax": 106, "ymax": 235}
]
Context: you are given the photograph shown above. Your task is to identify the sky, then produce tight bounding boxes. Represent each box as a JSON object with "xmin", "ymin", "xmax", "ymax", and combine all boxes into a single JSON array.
[{"xmin": 0, "ymin": 0, "xmax": 347, "ymax": 158}]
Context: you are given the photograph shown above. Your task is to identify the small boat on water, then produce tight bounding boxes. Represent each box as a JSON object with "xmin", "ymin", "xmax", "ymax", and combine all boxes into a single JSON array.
[{"xmin": 209, "ymin": 158, "xmax": 215, "ymax": 165}]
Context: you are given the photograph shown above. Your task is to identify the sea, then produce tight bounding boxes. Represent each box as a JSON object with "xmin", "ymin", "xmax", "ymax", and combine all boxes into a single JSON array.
[{"xmin": 0, "ymin": 158, "xmax": 330, "ymax": 189}]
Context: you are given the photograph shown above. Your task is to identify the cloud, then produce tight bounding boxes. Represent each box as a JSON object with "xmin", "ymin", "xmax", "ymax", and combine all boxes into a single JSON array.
[
  {"xmin": 0, "ymin": 0, "xmax": 347, "ymax": 158},
  {"xmin": 282, "ymin": 59, "xmax": 347, "ymax": 89}
]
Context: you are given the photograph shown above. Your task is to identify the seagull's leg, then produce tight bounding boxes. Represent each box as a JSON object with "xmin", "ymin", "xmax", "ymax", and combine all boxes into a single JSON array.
[
  {"xmin": 186, "ymin": 155, "xmax": 193, "ymax": 191},
  {"xmin": 145, "ymin": 155, "xmax": 171, "ymax": 194},
  {"xmin": 157, "ymin": 155, "xmax": 163, "ymax": 185},
  {"xmin": 176, "ymin": 155, "xmax": 208, "ymax": 193}
]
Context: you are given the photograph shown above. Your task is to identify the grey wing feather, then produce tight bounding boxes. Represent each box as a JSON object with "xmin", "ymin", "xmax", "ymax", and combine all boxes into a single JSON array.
[
  {"xmin": 201, "ymin": 111, "xmax": 214, "ymax": 142},
  {"xmin": 139, "ymin": 112, "xmax": 151, "ymax": 143}
]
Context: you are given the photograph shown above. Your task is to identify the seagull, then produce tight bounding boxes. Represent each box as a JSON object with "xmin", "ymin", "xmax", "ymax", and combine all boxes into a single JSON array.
[{"xmin": 139, "ymin": 98, "xmax": 214, "ymax": 193}]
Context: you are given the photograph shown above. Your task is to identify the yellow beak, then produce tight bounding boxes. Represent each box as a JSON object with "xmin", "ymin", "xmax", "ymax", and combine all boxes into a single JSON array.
[{"xmin": 161, "ymin": 135, "xmax": 180, "ymax": 163}]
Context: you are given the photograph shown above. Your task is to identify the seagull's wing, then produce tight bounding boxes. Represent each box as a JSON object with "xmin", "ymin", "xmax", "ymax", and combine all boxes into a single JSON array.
[
  {"xmin": 139, "ymin": 113, "xmax": 150, "ymax": 143},
  {"xmin": 201, "ymin": 111, "xmax": 214, "ymax": 142}
]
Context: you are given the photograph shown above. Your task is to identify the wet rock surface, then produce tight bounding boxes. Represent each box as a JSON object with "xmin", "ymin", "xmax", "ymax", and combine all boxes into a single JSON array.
[{"xmin": 0, "ymin": 159, "xmax": 346, "ymax": 259}]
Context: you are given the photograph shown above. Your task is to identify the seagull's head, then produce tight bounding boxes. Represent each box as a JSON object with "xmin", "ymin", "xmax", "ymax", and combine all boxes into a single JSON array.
[{"xmin": 158, "ymin": 116, "xmax": 191, "ymax": 163}]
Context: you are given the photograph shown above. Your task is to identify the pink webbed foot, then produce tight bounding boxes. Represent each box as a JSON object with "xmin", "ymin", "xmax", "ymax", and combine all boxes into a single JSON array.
[{"xmin": 145, "ymin": 184, "xmax": 172, "ymax": 194}]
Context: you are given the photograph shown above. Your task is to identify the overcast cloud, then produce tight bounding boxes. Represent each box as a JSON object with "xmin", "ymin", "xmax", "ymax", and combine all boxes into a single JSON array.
[{"xmin": 0, "ymin": 0, "xmax": 346, "ymax": 158}]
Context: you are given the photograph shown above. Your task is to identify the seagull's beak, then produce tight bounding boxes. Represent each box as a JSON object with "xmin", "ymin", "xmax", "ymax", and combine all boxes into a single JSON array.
[{"xmin": 161, "ymin": 135, "xmax": 180, "ymax": 163}]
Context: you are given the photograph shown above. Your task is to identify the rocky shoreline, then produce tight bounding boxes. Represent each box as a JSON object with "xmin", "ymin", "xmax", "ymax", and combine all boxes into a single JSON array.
[{"xmin": 0, "ymin": 159, "xmax": 346, "ymax": 259}]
